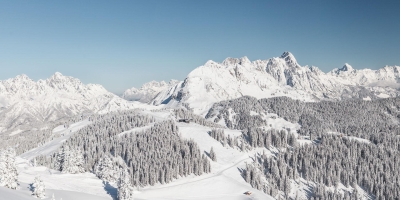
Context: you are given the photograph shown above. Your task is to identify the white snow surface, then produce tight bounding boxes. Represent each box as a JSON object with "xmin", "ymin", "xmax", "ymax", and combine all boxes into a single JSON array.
[
  {"xmin": 20, "ymin": 119, "xmax": 92, "ymax": 161},
  {"xmin": 6, "ymin": 110, "xmax": 277, "ymax": 200},
  {"xmin": 15, "ymin": 158, "xmax": 114, "ymax": 200}
]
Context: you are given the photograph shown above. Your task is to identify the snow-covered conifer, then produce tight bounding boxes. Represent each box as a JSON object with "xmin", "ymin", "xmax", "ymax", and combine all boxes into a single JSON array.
[
  {"xmin": 32, "ymin": 176, "xmax": 46, "ymax": 199},
  {"xmin": 118, "ymin": 169, "xmax": 134, "ymax": 200},
  {"xmin": 94, "ymin": 154, "xmax": 121, "ymax": 183},
  {"xmin": 0, "ymin": 148, "xmax": 18, "ymax": 189},
  {"xmin": 209, "ymin": 147, "xmax": 217, "ymax": 162},
  {"xmin": 55, "ymin": 146, "xmax": 85, "ymax": 174}
]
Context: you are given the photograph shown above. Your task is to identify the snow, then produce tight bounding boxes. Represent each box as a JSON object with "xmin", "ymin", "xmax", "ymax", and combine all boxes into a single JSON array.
[
  {"xmin": 0, "ymin": 186, "xmax": 33, "ymax": 200},
  {"xmin": 346, "ymin": 136, "xmax": 371, "ymax": 144},
  {"xmin": 20, "ymin": 119, "xmax": 92, "ymax": 161},
  {"xmin": 0, "ymin": 72, "xmax": 155, "ymax": 131},
  {"xmin": 6, "ymin": 53, "xmax": 400, "ymax": 199},
  {"xmin": 131, "ymin": 122, "xmax": 274, "ymax": 200},
  {"xmin": 10, "ymin": 118, "xmax": 275, "ymax": 200},
  {"xmin": 151, "ymin": 53, "xmax": 317, "ymax": 115},
  {"xmin": 117, "ymin": 123, "xmax": 155, "ymax": 137},
  {"xmin": 363, "ymin": 96, "xmax": 372, "ymax": 101},
  {"xmin": 16, "ymin": 157, "xmax": 115, "ymax": 200},
  {"xmin": 0, "ymin": 182, "xmax": 113, "ymax": 200},
  {"xmin": 377, "ymin": 93, "xmax": 390, "ymax": 98},
  {"xmin": 123, "ymin": 80, "xmax": 179, "ymax": 103},
  {"xmin": 262, "ymin": 113, "xmax": 300, "ymax": 135},
  {"xmin": 327, "ymin": 132, "xmax": 371, "ymax": 144},
  {"xmin": 297, "ymin": 139, "xmax": 313, "ymax": 145},
  {"xmin": 150, "ymin": 52, "xmax": 400, "ymax": 116},
  {"xmin": 249, "ymin": 111, "xmax": 258, "ymax": 116},
  {"xmin": 9, "ymin": 129, "xmax": 24, "ymax": 136}
]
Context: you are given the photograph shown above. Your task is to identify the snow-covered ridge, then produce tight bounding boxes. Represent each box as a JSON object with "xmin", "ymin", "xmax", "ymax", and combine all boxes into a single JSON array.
[
  {"xmin": 150, "ymin": 52, "xmax": 400, "ymax": 115},
  {"xmin": 122, "ymin": 79, "xmax": 179, "ymax": 103},
  {"xmin": 0, "ymin": 72, "xmax": 150, "ymax": 131}
]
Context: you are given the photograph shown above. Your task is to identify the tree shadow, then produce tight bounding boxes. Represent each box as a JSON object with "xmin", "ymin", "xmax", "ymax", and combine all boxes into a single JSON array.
[
  {"xmin": 302, "ymin": 182, "xmax": 314, "ymax": 199},
  {"xmin": 237, "ymin": 167, "xmax": 246, "ymax": 180},
  {"xmin": 203, "ymin": 150, "xmax": 210, "ymax": 158},
  {"xmin": 28, "ymin": 183, "xmax": 34, "ymax": 193},
  {"xmin": 102, "ymin": 181, "xmax": 118, "ymax": 200}
]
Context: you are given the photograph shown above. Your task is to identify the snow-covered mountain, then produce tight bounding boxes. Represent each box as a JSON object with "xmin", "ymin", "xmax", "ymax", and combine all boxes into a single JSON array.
[
  {"xmin": 122, "ymin": 80, "xmax": 179, "ymax": 103},
  {"xmin": 0, "ymin": 72, "xmax": 148, "ymax": 131},
  {"xmin": 3, "ymin": 53, "xmax": 400, "ymax": 130},
  {"xmin": 150, "ymin": 52, "xmax": 400, "ymax": 114}
]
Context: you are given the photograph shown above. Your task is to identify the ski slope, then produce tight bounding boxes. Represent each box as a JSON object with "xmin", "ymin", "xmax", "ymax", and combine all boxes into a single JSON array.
[
  {"xmin": 132, "ymin": 122, "xmax": 273, "ymax": 200},
  {"xmin": 4, "ymin": 110, "xmax": 276, "ymax": 200},
  {"xmin": 20, "ymin": 119, "xmax": 92, "ymax": 160}
]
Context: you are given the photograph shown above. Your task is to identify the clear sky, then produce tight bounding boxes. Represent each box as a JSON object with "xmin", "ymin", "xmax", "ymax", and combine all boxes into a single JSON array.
[{"xmin": 1, "ymin": 0, "xmax": 399, "ymax": 94}]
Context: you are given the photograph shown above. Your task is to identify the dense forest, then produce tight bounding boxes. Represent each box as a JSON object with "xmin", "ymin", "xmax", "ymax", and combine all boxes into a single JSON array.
[
  {"xmin": 207, "ymin": 96, "xmax": 400, "ymax": 199},
  {"xmin": 3, "ymin": 95, "xmax": 400, "ymax": 199},
  {"xmin": 0, "ymin": 114, "xmax": 86, "ymax": 155},
  {"xmin": 242, "ymin": 133, "xmax": 400, "ymax": 200},
  {"xmin": 206, "ymin": 96, "xmax": 400, "ymax": 139},
  {"xmin": 38, "ymin": 111, "xmax": 211, "ymax": 188}
]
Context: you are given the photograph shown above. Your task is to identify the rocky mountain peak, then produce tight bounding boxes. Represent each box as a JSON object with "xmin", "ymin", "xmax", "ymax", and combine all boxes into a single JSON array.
[
  {"xmin": 340, "ymin": 63, "xmax": 354, "ymax": 71},
  {"xmin": 280, "ymin": 52, "xmax": 298, "ymax": 66}
]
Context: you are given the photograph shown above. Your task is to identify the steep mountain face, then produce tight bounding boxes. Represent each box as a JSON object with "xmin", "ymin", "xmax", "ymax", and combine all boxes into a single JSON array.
[
  {"xmin": 122, "ymin": 80, "xmax": 179, "ymax": 103},
  {"xmin": 0, "ymin": 73, "xmax": 144, "ymax": 131},
  {"xmin": 150, "ymin": 52, "xmax": 400, "ymax": 114}
]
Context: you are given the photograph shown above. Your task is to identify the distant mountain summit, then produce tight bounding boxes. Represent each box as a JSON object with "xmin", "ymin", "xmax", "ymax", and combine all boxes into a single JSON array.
[
  {"xmin": 122, "ymin": 80, "xmax": 179, "ymax": 103},
  {"xmin": 0, "ymin": 72, "xmax": 146, "ymax": 131},
  {"xmin": 142, "ymin": 52, "xmax": 400, "ymax": 114}
]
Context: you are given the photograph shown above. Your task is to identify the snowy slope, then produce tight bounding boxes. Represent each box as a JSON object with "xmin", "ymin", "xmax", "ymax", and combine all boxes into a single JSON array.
[
  {"xmin": 0, "ymin": 73, "xmax": 153, "ymax": 131},
  {"xmin": 19, "ymin": 119, "xmax": 92, "ymax": 161},
  {"xmin": 5, "ymin": 110, "xmax": 274, "ymax": 200},
  {"xmin": 151, "ymin": 52, "xmax": 400, "ymax": 114},
  {"xmin": 122, "ymin": 80, "xmax": 179, "ymax": 103},
  {"xmin": 15, "ymin": 158, "xmax": 115, "ymax": 200}
]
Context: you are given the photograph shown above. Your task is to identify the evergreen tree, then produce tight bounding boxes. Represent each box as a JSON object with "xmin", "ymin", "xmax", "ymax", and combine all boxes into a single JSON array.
[
  {"xmin": 0, "ymin": 148, "xmax": 18, "ymax": 189},
  {"xmin": 55, "ymin": 146, "xmax": 85, "ymax": 174},
  {"xmin": 209, "ymin": 147, "xmax": 217, "ymax": 162},
  {"xmin": 32, "ymin": 176, "xmax": 46, "ymax": 199},
  {"xmin": 118, "ymin": 169, "xmax": 134, "ymax": 200},
  {"xmin": 94, "ymin": 154, "xmax": 121, "ymax": 183}
]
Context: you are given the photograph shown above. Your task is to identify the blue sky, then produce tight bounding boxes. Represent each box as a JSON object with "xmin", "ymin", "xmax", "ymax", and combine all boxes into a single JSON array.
[{"xmin": 0, "ymin": 1, "xmax": 399, "ymax": 94}]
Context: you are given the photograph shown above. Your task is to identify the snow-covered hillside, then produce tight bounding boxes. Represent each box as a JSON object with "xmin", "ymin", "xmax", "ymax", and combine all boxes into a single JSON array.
[
  {"xmin": 2, "ymin": 110, "xmax": 277, "ymax": 200},
  {"xmin": 0, "ymin": 73, "xmax": 152, "ymax": 132},
  {"xmin": 150, "ymin": 52, "xmax": 400, "ymax": 114},
  {"xmin": 2, "ymin": 96, "xmax": 399, "ymax": 200},
  {"xmin": 122, "ymin": 80, "xmax": 179, "ymax": 103}
]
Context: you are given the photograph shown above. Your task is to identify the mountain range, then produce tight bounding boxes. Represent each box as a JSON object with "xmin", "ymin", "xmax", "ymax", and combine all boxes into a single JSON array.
[
  {"xmin": 131, "ymin": 52, "xmax": 400, "ymax": 114},
  {"xmin": 0, "ymin": 72, "xmax": 146, "ymax": 131},
  {"xmin": 1, "ymin": 52, "xmax": 400, "ymax": 130}
]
